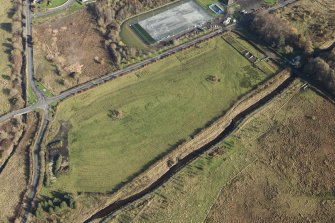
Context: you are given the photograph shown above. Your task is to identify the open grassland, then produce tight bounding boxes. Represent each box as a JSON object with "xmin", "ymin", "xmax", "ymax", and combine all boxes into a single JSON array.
[
  {"xmin": 38, "ymin": 0, "xmax": 67, "ymax": 9},
  {"xmin": 108, "ymin": 81, "xmax": 335, "ymax": 222},
  {"xmin": 44, "ymin": 34, "xmax": 275, "ymax": 193},
  {"xmin": 223, "ymin": 32, "xmax": 265, "ymax": 59},
  {"xmin": 34, "ymin": 10, "xmax": 113, "ymax": 94},
  {"xmin": 0, "ymin": 1, "xmax": 13, "ymax": 114}
]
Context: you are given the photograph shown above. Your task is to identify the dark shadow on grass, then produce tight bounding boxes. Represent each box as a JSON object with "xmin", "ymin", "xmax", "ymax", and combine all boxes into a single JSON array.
[
  {"xmin": 2, "ymin": 42, "xmax": 13, "ymax": 67},
  {"xmin": 7, "ymin": 7, "xmax": 15, "ymax": 19},
  {"xmin": 0, "ymin": 23, "xmax": 12, "ymax": 32}
]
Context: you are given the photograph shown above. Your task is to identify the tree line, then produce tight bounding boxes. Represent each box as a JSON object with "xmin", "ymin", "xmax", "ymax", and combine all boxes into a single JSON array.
[
  {"xmin": 92, "ymin": 0, "xmax": 176, "ymax": 66},
  {"xmin": 244, "ymin": 13, "xmax": 314, "ymax": 55},
  {"xmin": 245, "ymin": 12, "xmax": 335, "ymax": 95},
  {"xmin": 303, "ymin": 48, "xmax": 335, "ymax": 95},
  {"xmin": 3, "ymin": 0, "xmax": 25, "ymax": 110}
]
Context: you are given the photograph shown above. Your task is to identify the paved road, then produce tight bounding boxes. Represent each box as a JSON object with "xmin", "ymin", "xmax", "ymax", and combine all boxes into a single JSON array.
[
  {"xmin": 20, "ymin": 112, "xmax": 49, "ymax": 223},
  {"xmin": 33, "ymin": 0, "xmax": 76, "ymax": 18},
  {"xmin": 20, "ymin": 1, "xmax": 49, "ymax": 222},
  {"xmin": 27, "ymin": 1, "xmax": 46, "ymax": 103}
]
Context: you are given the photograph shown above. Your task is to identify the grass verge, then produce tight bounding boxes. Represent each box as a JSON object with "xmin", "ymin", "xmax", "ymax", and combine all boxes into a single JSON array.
[
  {"xmin": 27, "ymin": 87, "xmax": 38, "ymax": 105},
  {"xmin": 35, "ymin": 80, "xmax": 54, "ymax": 97}
]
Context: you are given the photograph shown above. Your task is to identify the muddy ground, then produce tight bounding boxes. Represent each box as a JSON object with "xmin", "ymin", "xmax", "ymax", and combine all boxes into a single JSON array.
[{"xmin": 34, "ymin": 10, "xmax": 114, "ymax": 94}]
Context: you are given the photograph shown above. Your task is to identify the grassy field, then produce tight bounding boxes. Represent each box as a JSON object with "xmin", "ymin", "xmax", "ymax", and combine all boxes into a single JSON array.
[
  {"xmin": 109, "ymin": 135, "xmax": 255, "ymax": 222},
  {"xmin": 0, "ymin": 1, "xmax": 13, "ymax": 114},
  {"xmin": 33, "ymin": 1, "xmax": 85, "ymax": 22},
  {"xmin": 223, "ymin": 32, "xmax": 265, "ymax": 59},
  {"xmin": 44, "ymin": 34, "xmax": 275, "ymax": 193},
  {"xmin": 38, "ymin": 0, "xmax": 67, "ymax": 9},
  {"xmin": 264, "ymin": 0, "xmax": 277, "ymax": 6},
  {"xmin": 108, "ymin": 81, "xmax": 335, "ymax": 222}
]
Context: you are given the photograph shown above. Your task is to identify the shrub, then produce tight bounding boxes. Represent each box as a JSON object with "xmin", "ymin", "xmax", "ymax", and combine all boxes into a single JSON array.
[{"xmin": 108, "ymin": 108, "xmax": 124, "ymax": 120}]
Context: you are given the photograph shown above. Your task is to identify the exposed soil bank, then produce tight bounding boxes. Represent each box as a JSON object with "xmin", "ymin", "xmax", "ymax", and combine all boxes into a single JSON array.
[{"xmin": 84, "ymin": 69, "xmax": 293, "ymax": 222}]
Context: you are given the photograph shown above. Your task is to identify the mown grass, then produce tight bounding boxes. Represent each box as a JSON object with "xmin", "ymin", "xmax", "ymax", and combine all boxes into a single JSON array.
[
  {"xmin": 27, "ymin": 87, "xmax": 38, "ymax": 105},
  {"xmin": 36, "ymin": 80, "xmax": 54, "ymax": 97},
  {"xmin": 0, "ymin": 1, "xmax": 13, "ymax": 115},
  {"xmin": 38, "ymin": 0, "xmax": 68, "ymax": 9},
  {"xmin": 46, "ymin": 34, "xmax": 275, "ymax": 193}
]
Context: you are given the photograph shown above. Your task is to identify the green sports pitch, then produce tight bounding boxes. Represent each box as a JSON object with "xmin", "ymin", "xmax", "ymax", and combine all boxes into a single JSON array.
[{"xmin": 130, "ymin": 23, "xmax": 156, "ymax": 45}]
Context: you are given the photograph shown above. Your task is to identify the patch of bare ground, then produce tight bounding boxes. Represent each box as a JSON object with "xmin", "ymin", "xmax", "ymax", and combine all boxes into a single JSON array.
[
  {"xmin": 33, "ymin": 10, "xmax": 114, "ymax": 94},
  {"xmin": 0, "ymin": 112, "xmax": 40, "ymax": 222},
  {"xmin": 206, "ymin": 88, "xmax": 335, "ymax": 223}
]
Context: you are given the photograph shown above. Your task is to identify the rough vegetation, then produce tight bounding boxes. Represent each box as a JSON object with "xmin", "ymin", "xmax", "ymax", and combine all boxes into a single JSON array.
[
  {"xmin": 0, "ymin": 0, "xmax": 25, "ymax": 114},
  {"xmin": 0, "ymin": 117, "xmax": 24, "ymax": 166},
  {"xmin": 275, "ymin": 0, "xmax": 335, "ymax": 48},
  {"xmin": 34, "ymin": 192, "xmax": 76, "ymax": 222},
  {"xmin": 34, "ymin": 10, "xmax": 114, "ymax": 94},
  {"xmin": 0, "ymin": 113, "xmax": 40, "ymax": 222},
  {"xmin": 304, "ymin": 48, "xmax": 335, "ymax": 95}
]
